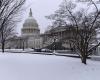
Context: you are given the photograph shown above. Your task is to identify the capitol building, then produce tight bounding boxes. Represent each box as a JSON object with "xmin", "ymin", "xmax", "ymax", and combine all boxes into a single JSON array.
[
  {"xmin": 21, "ymin": 9, "xmax": 42, "ymax": 49},
  {"xmin": 0, "ymin": 9, "xmax": 99, "ymax": 54},
  {"xmin": 5, "ymin": 9, "xmax": 43, "ymax": 49},
  {"xmin": 3, "ymin": 9, "xmax": 76, "ymax": 50}
]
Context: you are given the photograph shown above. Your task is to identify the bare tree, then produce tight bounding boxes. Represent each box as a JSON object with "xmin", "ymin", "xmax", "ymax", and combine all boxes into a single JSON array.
[
  {"xmin": 0, "ymin": 0, "xmax": 26, "ymax": 52},
  {"xmin": 46, "ymin": 0, "xmax": 100, "ymax": 64},
  {"xmin": 0, "ymin": 21, "xmax": 16, "ymax": 52}
]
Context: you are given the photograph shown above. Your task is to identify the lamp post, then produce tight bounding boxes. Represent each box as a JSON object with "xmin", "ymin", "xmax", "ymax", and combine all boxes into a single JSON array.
[{"xmin": 22, "ymin": 39, "xmax": 24, "ymax": 51}]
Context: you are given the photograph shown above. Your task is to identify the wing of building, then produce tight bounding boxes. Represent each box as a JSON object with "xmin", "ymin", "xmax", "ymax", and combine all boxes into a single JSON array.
[{"xmin": 41, "ymin": 26, "xmax": 73, "ymax": 50}]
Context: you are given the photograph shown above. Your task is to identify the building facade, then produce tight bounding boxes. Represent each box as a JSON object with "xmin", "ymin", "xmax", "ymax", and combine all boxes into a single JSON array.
[{"xmin": 41, "ymin": 26, "xmax": 73, "ymax": 50}]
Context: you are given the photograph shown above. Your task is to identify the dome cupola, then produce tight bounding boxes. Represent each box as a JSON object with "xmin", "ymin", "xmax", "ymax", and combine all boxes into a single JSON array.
[
  {"xmin": 23, "ymin": 8, "xmax": 39, "ymax": 29},
  {"xmin": 21, "ymin": 8, "xmax": 40, "ymax": 37}
]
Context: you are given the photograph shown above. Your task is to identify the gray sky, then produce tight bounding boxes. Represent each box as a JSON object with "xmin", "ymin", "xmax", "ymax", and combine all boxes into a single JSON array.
[
  {"xmin": 17, "ymin": 0, "xmax": 100, "ymax": 35},
  {"xmin": 17, "ymin": 0, "xmax": 62, "ymax": 35}
]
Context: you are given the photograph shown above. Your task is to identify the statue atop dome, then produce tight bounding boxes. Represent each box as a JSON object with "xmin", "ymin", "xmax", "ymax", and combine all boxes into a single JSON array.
[{"xmin": 29, "ymin": 8, "xmax": 32, "ymax": 17}]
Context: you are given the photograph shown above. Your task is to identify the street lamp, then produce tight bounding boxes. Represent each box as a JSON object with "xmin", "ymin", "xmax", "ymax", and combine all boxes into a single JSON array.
[
  {"xmin": 53, "ymin": 34, "xmax": 57, "ymax": 54},
  {"xmin": 22, "ymin": 39, "xmax": 24, "ymax": 51}
]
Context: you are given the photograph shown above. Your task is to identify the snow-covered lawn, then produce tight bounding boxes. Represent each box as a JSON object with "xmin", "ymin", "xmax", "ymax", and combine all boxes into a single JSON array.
[{"xmin": 0, "ymin": 52, "xmax": 100, "ymax": 80}]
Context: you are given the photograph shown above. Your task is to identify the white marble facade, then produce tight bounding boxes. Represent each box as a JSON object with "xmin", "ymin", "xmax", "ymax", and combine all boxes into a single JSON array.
[{"xmin": 21, "ymin": 8, "xmax": 42, "ymax": 49}]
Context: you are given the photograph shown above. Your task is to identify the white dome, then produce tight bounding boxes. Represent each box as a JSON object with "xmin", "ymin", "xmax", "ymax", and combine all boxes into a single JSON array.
[
  {"xmin": 23, "ymin": 9, "xmax": 39, "ymax": 29},
  {"xmin": 23, "ymin": 17, "xmax": 38, "ymax": 28},
  {"xmin": 21, "ymin": 9, "xmax": 40, "ymax": 37}
]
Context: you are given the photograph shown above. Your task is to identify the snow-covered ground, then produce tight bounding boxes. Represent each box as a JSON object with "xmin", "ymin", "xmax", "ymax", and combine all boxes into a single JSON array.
[
  {"xmin": 0, "ymin": 52, "xmax": 100, "ymax": 80},
  {"xmin": 0, "ymin": 49, "xmax": 34, "ymax": 52}
]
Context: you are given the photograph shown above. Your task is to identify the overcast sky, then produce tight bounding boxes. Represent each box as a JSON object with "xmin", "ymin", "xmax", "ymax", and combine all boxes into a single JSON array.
[{"xmin": 17, "ymin": 0, "xmax": 62, "ymax": 35}]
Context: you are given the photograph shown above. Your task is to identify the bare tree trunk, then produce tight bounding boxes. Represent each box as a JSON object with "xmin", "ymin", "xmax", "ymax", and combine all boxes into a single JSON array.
[
  {"xmin": 81, "ymin": 52, "xmax": 87, "ymax": 64},
  {"xmin": 22, "ymin": 40, "xmax": 24, "ymax": 51},
  {"xmin": 82, "ymin": 56, "xmax": 87, "ymax": 64},
  {"xmin": 1, "ymin": 41, "xmax": 5, "ymax": 53},
  {"xmin": 1, "ymin": 30, "xmax": 5, "ymax": 53}
]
